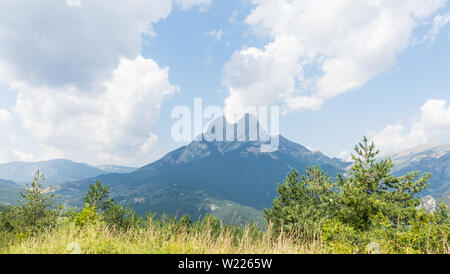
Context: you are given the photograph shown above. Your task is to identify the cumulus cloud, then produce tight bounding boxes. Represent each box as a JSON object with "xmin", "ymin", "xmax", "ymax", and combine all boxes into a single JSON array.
[
  {"xmin": 0, "ymin": 0, "xmax": 174, "ymax": 89},
  {"xmin": 223, "ymin": 0, "xmax": 448, "ymax": 120},
  {"xmin": 14, "ymin": 57, "xmax": 178, "ymax": 164},
  {"xmin": 0, "ymin": 0, "xmax": 212, "ymax": 164},
  {"xmin": 368, "ymin": 99, "xmax": 450, "ymax": 154}
]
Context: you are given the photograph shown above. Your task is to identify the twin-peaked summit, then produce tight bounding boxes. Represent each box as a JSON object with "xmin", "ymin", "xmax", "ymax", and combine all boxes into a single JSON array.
[{"xmin": 58, "ymin": 114, "xmax": 348, "ymax": 218}]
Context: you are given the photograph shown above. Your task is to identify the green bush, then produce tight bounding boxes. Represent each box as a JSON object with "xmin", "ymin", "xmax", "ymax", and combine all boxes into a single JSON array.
[
  {"xmin": 264, "ymin": 167, "xmax": 336, "ymax": 236},
  {"xmin": 80, "ymin": 180, "xmax": 144, "ymax": 230},
  {"xmin": 103, "ymin": 202, "xmax": 143, "ymax": 230},
  {"xmin": 70, "ymin": 204, "xmax": 102, "ymax": 228},
  {"xmin": 321, "ymin": 219, "xmax": 360, "ymax": 253}
]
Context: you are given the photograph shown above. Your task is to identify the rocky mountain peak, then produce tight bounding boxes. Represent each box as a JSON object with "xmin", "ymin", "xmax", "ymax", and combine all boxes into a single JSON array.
[{"xmin": 417, "ymin": 195, "xmax": 437, "ymax": 213}]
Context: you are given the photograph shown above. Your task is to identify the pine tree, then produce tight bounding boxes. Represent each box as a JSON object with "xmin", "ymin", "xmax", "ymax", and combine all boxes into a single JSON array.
[
  {"xmin": 265, "ymin": 137, "xmax": 433, "ymax": 234},
  {"xmin": 82, "ymin": 180, "xmax": 113, "ymax": 211},
  {"xmin": 337, "ymin": 137, "xmax": 430, "ymax": 230},
  {"xmin": 9, "ymin": 171, "xmax": 59, "ymax": 234},
  {"xmin": 81, "ymin": 180, "xmax": 142, "ymax": 229},
  {"xmin": 264, "ymin": 167, "xmax": 336, "ymax": 234}
]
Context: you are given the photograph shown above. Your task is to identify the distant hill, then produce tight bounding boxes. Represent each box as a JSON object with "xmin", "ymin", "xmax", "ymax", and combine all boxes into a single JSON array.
[
  {"xmin": 0, "ymin": 159, "xmax": 109, "ymax": 186},
  {"xmin": 0, "ymin": 179, "xmax": 21, "ymax": 206},
  {"xmin": 390, "ymin": 143, "xmax": 450, "ymax": 205},
  {"xmin": 96, "ymin": 165, "xmax": 137, "ymax": 174},
  {"xmin": 57, "ymin": 115, "xmax": 348, "ymax": 226}
]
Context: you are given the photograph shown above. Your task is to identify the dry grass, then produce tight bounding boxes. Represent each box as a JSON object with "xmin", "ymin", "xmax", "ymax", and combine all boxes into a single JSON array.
[
  {"xmin": 3, "ymin": 218, "xmax": 447, "ymax": 254},
  {"xmin": 1, "ymin": 223, "xmax": 323, "ymax": 254}
]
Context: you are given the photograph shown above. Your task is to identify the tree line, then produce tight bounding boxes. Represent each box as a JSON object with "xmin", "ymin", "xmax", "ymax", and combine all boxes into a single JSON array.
[{"xmin": 1, "ymin": 137, "xmax": 449, "ymax": 253}]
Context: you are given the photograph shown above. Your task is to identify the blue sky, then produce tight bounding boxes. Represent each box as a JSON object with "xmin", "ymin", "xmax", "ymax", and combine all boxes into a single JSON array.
[{"xmin": 0, "ymin": 0, "xmax": 449, "ymax": 166}]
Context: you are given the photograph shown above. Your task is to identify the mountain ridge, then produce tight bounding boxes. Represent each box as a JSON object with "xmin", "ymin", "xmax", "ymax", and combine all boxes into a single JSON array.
[
  {"xmin": 2, "ymin": 116, "xmax": 447, "ymax": 224},
  {"xmin": 0, "ymin": 179, "xmax": 22, "ymax": 206},
  {"xmin": 390, "ymin": 143, "xmax": 450, "ymax": 204},
  {"xmin": 56, "ymin": 115, "xmax": 349, "ymax": 224},
  {"xmin": 0, "ymin": 159, "xmax": 136, "ymax": 186}
]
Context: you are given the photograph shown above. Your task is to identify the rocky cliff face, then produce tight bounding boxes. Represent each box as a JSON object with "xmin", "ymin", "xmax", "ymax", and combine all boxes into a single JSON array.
[{"xmin": 417, "ymin": 195, "xmax": 437, "ymax": 213}]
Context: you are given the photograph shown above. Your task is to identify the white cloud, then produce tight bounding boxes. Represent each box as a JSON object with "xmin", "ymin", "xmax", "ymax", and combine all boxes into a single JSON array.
[
  {"xmin": 66, "ymin": 0, "xmax": 82, "ymax": 7},
  {"xmin": 0, "ymin": 0, "xmax": 211, "ymax": 165},
  {"xmin": 13, "ymin": 56, "xmax": 178, "ymax": 164},
  {"xmin": 415, "ymin": 11, "xmax": 450, "ymax": 45},
  {"xmin": 140, "ymin": 133, "xmax": 158, "ymax": 154},
  {"xmin": 0, "ymin": 109, "xmax": 11, "ymax": 123},
  {"xmin": 0, "ymin": 0, "xmax": 175, "ymax": 89},
  {"xmin": 428, "ymin": 11, "xmax": 450, "ymax": 43},
  {"xmin": 223, "ymin": 0, "xmax": 448, "ymax": 119},
  {"xmin": 338, "ymin": 150, "xmax": 353, "ymax": 162},
  {"xmin": 205, "ymin": 29, "xmax": 224, "ymax": 41},
  {"xmin": 12, "ymin": 150, "xmax": 36, "ymax": 162},
  {"xmin": 176, "ymin": 0, "xmax": 212, "ymax": 11},
  {"xmin": 368, "ymin": 99, "xmax": 450, "ymax": 154},
  {"xmin": 0, "ymin": 109, "xmax": 18, "ymax": 163}
]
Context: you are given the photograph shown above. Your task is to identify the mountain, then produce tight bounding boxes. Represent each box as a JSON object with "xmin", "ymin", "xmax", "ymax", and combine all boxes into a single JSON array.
[
  {"xmin": 0, "ymin": 179, "xmax": 22, "ymax": 206},
  {"xmin": 418, "ymin": 195, "xmax": 437, "ymax": 213},
  {"xmin": 57, "ymin": 115, "xmax": 348, "ymax": 225},
  {"xmin": 0, "ymin": 159, "xmax": 109, "ymax": 186},
  {"xmin": 96, "ymin": 165, "xmax": 137, "ymax": 174},
  {"xmin": 390, "ymin": 143, "xmax": 450, "ymax": 205}
]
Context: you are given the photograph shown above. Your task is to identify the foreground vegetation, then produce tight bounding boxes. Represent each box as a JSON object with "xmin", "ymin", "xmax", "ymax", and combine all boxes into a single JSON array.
[
  {"xmin": 0, "ymin": 138, "xmax": 449, "ymax": 254},
  {"xmin": 2, "ymin": 219, "xmax": 319, "ymax": 254}
]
